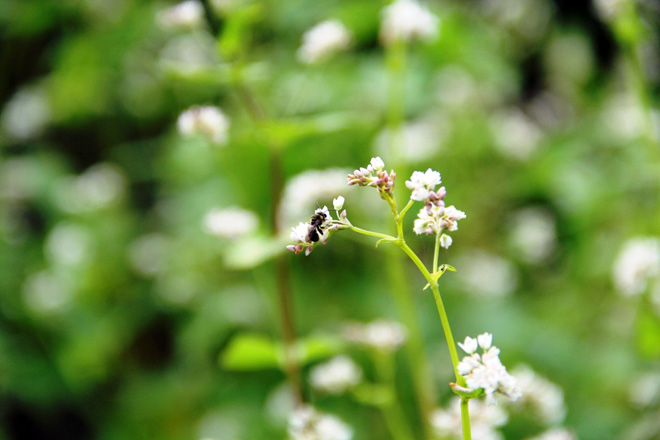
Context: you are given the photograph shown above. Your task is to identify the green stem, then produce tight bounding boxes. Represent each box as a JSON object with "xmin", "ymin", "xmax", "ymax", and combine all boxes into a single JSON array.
[
  {"xmin": 348, "ymin": 225, "xmax": 397, "ymax": 241},
  {"xmin": 398, "ymin": 199, "xmax": 415, "ymax": 221},
  {"xmin": 460, "ymin": 400, "xmax": 472, "ymax": 440},
  {"xmin": 433, "ymin": 232, "xmax": 441, "ymax": 274},
  {"xmin": 373, "ymin": 351, "xmax": 416, "ymax": 440}
]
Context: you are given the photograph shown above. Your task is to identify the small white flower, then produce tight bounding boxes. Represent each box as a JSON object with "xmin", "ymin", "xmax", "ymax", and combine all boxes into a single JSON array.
[
  {"xmin": 288, "ymin": 406, "xmax": 353, "ymax": 440},
  {"xmin": 457, "ymin": 333, "xmax": 520, "ymax": 402},
  {"xmin": 440, "ymin": 233, "xmax": 453, "ymax": 249},
  {"xmin": 406, "ymin": 168, "xmax": 441, "ymax": 201},
  {"xmin": 593, "ymin": 0, "xmax": 626, "ymax": 22},
  {"xmin": 613, "ymin": 237, "xmax": 660, "ymax": 296},
  {"xmin": 443, "ymin": 206, "xmax": 466, "ymax": 231},
  {"xmin": 525, "ymin": 428, "xmax": 577, "ymax": 440},
  {"xmin": 370, "ymin": 156, "xmax": 385, "ymax": 171},
  {"xmin": 477, "ymin": 333, "xmax": 493, "ymax": 350},
  {"xmin": 455, "ymin": 250, "xmax": 518, "ymax": 298},
  {"xmin": 458, "ymin": 336, "xmax": 478, "ymax": 354},
  {"xmin": 413, "ymin": 204, "xmax": 465, "ymax": 238},
  {"xmin": 309, "ymin": 355, "xmax": 362, "ymax": 394},
  {"xmin": 297, "ymin": 20, "xmax": 351, "ymax": 64},
  {"xmin": 343, "ymin": 320, "xmax": 407, "ymax": 351},
  {"xmin": 157, "ymin": 0, "xmax": 205, "ymax": 30},
  {"xmin": 0, "ymin": 83, "xmax": 51, "ymax": 141},
  {"xmin": 177, "ymin": 105, "xmax": 230, "ymax": 145},
  {"xmin": 509, "ymin": 365, "xmax": 566, "ymax": 425},
  {"xmin": 290, "ymin": 222, "xmax": 310, "ymax": 243},
  {"xmin": 380, "ymin": 0, "xmax": 439, "ymax": 46},
  {"xmin": 509, "ymin": 208, "xmax": 556, "ymax": 264},
  {"xmin": 333, "ymin": 196, "xmax": 345, "ymax": 211},
  {"xmin": 202, "ymin": 207, "xmax": 258, "ymax": 239}
]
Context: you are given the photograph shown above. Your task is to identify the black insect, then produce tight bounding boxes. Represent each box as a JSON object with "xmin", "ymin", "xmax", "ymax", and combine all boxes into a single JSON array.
[{"xmin": 306, "ymin": 210, "xmax": 328, "ymax": 243}]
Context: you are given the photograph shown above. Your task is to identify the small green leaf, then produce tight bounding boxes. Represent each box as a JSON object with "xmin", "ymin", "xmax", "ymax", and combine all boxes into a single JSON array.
[
  {"xmin": 297, "ymin": 335, "xmax": 346, "ymax": 365},
  {"xmin": 351, "ymin": 383, "xmax": 394, "ymax": 407},
  {"xmin": 375, "ymin": 238, "xmax": 397, "ymax": 248},
  {"xmin": 221, "ymin": 333, "xmax": 280, "ymax": 371}
]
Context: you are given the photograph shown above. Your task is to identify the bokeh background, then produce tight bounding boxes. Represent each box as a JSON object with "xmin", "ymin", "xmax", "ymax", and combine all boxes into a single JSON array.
[{"xmin": 1, "ymin": 0, "xmax": 660, "ymax": 439}]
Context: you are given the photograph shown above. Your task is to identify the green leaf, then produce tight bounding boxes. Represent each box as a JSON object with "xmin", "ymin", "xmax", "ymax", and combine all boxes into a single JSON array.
[
  {"xmin": 636, "ymin": 305, "xmax": 660, "ymax": 359},
  {"xmin": 351, "ymin": 383, "xmax": 394, "ymax": 407},
  {"xmin": 297, "ymin": 335, "xmax": 346, "ymax": 365},
  {"xmin": 221, "ymin": 333, "xmax": 281, "ymax": 371}
]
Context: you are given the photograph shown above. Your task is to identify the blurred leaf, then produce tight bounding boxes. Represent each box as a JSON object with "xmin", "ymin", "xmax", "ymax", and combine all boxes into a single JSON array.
[
  {"xmin": 296, "ymin": 334, "xmax": 346, "ymax": 364},
  {"xmin": 636, "ymin": 304, "xmax": 660, "ymax": 359},
  {"xmin": 223, "ymin": 235, "xmax": 286, "ymax": 270},
  {"xmin": 260, "ymin": 112, "xmax": 376, "ymax": 146},
  {"xmin": 221, "ymin": 333, "xmax": 281, "ymax": 370},
  {"xmin": 351, "ymin": 383, "xmax": 393, "ymax": 407}
]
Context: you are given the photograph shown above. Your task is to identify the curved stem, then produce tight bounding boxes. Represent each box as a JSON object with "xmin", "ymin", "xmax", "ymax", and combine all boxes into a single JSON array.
[{"xmin": 348, "ymin": 225, "xmax": 397, "ymax": 241}]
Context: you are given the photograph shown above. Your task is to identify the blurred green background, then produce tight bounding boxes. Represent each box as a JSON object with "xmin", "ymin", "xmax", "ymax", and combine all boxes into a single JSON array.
[{"xmin": 1, "ymin": 0, "xmax": 660, "ymax": 439}]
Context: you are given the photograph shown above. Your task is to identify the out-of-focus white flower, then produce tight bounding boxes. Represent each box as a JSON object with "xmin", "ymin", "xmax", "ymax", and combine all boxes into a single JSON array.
[
  {"xmin": 333, "ymin": 196, "xmax": 345, "ymax": 211},
  {"xmin": 629, "ymin": 371, "xmax": 660, "ymax": 408},
  {"xmin": 374, "ymin": 117, "xmax": 448, "ymax": 162},
  {"xmin": 177, "ymin": 105, "xmax": 230, "ymax": 145},
  {"xmin": 455, "ymin": 250, "xmax": 518, "ymax": 297},
  {"xmin": 297, "ymin": 20, "xmax": 351, "ymax": 64},
  {"xmin": 431, "ymin": 397, "xmax": 507, "ymax": 440},
  {"xmin": 288, "ymin": 406, "xmax": 353, "ymax": 440},
  {"xmin": 509, "ymin": 208, "xmax": 557, "ymax": 264},
  {"xmin": 343, "ymin": 320, "xmax": 407, "ymax": 351},
  {"xmin": 380, "ymin": 0, "xmax": 439, "ymax": 46},
  {"xmin": 593, "ymin": 0, "xmax": 626, "ymax": 22},
  {"xmin": 278, "ymin": 169, "xmax": 350, "ymax": 232},
  {"xmin": 54, "ymin": 163, "xmax": 127, "ymax": 214},
  {"xmin": 128, "ymin": 233, "xmax": 170, "ymax": 277},
  {"xmin": 509, "ymin": 365, "xmax": 566, "ymax": 425},
  {"xmin": 0, "ymin": 84, "xmax": 51, "ymax": 141},
  {"xmin": 160, "ymin": 33, "xmax": 218, "ymax": 73},
  {"xmin": 45, "ymin": 222, "xmax": 93, "ymax": 267},
  {"xmin": 157, "ymin": 0, "xmax": 205, "ymax": 30},
  {"xmin": 406, "ymin": 168, "xmax": 441, "ymax": 201},
  {"xmin": 309, "ymin": 355, "xmax": 362, "ymax": 394},
  {"xmin": 490, "ymin": 109, "xmax": 543, "ymax": 161},
  {"xmin": 613, "ymin": 237, "xmax": 660, "ymax": 296},
  {"xmin": 525, "ymin": 428, "xmax": 577, "ymax": 440},
  {"xmin": 481, "ymin": 0, "xmax": 551, "ymax": 43},
  {"xmin": 457, "ymin": 333, "xmax": 520, "ymax": 404},
  {"xmin": 23, "ymin": 270, "xmax": 72, "ymax": 315},
  {"xmin": 202, "ymin": 207, "xmax": 258, "ymax": 239}
]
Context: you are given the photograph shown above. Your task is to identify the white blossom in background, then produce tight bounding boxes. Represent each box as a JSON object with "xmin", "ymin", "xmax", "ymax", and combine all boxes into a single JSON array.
[
  {"xmin": 431, "ymin": 397, "xmax": 507, "ymax": 440},
  {"xmin": 380, "ymin": 0, "xmax": 439, "ymax": 46},
  {"xmin": 54, "ymin": 163, "xmax": 127, "ymax": 213},
  {"xmin": 160, "ymin": 33, "xmax": 219, "ymax": 73},
  {"xmin": 593, "ymin": 0, "xmax": 626, "ymax": 22},
  {"xmin": 202, "ymin": 207, "xmax": 258, "ymax": 239},
  {"xmin": 612, "ymin": 237, "xmax": 660, "ymax": 296},
  {"xmin": 490, "ymin": 108, "xmax": 543, "ymax": 161},
  {"xmin": 297, "ymin": 20, "xmax": 351, "ymax": 64},
  {"xmin": 309, "ymin": 355, "xmax": 362, "ymax": 394},
  {"xmin": 629, "ymin": 372, "xmax": 660, "ymax": 408},
  {"xmin": 128, "ymin": 234, "xmax": 170, "ymax": 277},
  {"xmin": 600, "ymin": 93, "xmax": 646, "ymax": 141},
  {"xmin": 288, "ymin": 406, "xmax": 353, "ymax": 440},
  {"xmin": 455, "ymin": 250, "xmax": 518, "ymax": 297},
  {"xmin": 278, "ymin": 169, "xmax": 350, "ymax": 231},
  {"xmin": 343, "ymin": 320, "xmax": 407, "ymax": 351},
  {"xmin": 45, "ymin": 222, "xmax": 93, "ymax": 267},
  {"xmin": 373, "ymin": 117, "xmax": 448, "ymax": 162},
  {"xmin": 480, "ymin": 0, "xmax": 551, "ymax": 43},
  {"xmin": 509, "ymin": 365, "xmax": 566, "ymax": 425},
  {"xmin": 457, "ymin": 333, "xmax": 520, "ymax": 404},
  {"xmin": 0, "ymin": 84, "xmax": 51, "ymax": 141},
  {"xmin": 177, "ymin": 105, "xmax": 230, "ymax": 145},
  {"xmin": 23, "ymin": 270, "xmax": 73, "ymax": 315},
  {"xmin": 525, "ymin": 428, "xmax": 577, "ymax": 440},
  {"xmin": 157, "ymin": 0, "xmax": 205, "ymax": 30},
  {"xmin": 508, "ymin": 208, "xmax": 557, "ymax": 264}
]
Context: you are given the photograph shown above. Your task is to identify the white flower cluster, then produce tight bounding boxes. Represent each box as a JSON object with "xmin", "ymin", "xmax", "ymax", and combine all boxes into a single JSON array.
[
  {"xmin": 343, "ymin": 320, "xmax": 407, "ymax": 351},
  {"xmin": 525, "ymin": 428, "xmax": 576, "ymax": 440},
  {"xmin": 288, "ymin": 205, "xmax": 340, "ymax": 256},
  {"xmin": 309, "ymin": 355, "xmax": 362, "ymax": 394},
  {"xmin": 612, "ymin": 237, "xmax": 660, "ymax": 297},
  {"xmin": 157, "ymin": 0, "xmax": 205, "ymax": 30},
  {"xmin": 298, "ymin": 20, "xmax": 351, "ymax": 64},
  {"xmin": 509, "ymin": 365, "xmax": 566, "ymax": 425},
  {"xmin": 431, "ymin": 397, "xmax": 507, "ymax": 440},
  {"xmin": 288, "ymin": 406, "xmax": 353, "ymax": 440},
  {"xmin": 457, "ymin": 333, "xmax": 520, "ymax": 404},
  {"xmin": 347, "ymin": 157, "xmax": 396, "ymax": 198},
  {"xmin": 202, "ymin": 207, "xmax": 259, "ymax": 239},
  {"xmin": 406, "ymin": 168, "xmax": 441, "ymax": 201},
  {"xmin": 177, "ymin": 105, "xmax": 230, "ymax": 145},
  {"xmin": 380, "ymin": 0, "xmax": 439, "ymax": 46}
]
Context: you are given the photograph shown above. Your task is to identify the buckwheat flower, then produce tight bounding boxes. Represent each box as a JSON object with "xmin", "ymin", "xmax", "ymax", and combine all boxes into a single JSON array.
[
  {"xmin": 0, "ymin": 83, "xmax": 51, "ymax": 141},
  {"xmin": 440, "ymin": 234, "xmax": 452, "ymax": 249},
  {"xmin": 333, "ymin": 196, "xmax": 345, "ymax": 211},
  {"xmin": 347, "ymin": 157, "xmax": 396, "ymax": 197},
  {"xmin": 413, "ymin": 205, "xmax": 465, "ymax": 242},
  {"xmin": 457, "ymin": 333, "xmax": 520, "ymax": 404},
  {"xmin": 509, "ymin": 365, "xmax": 566, "ymax": 425},
  {"xmin": 343, "ymin": 320, "xmax": 407, "ymax": 351},
  {"xmin": 380, "ymin": 0, "xmax": 439, "ymax": 46},
  {"xmin": 309, "ymin": 355, "xmax": 362, "ymax": 394},
  {"xmin": 629, "ymin": 371, "xmax": 660, "ymax": 408},
  {"xmin": 525, "ymin": 428, "xmax": 577, "ymax": 440},
  {"xmin": 297, "ymin": 20, "xmax": 351, "ymax": 64},
  {"xmin": 288, "ymin": 406, "xmax": 353, "ymax": 440},
  {"xmin": 431, "ymin": 397, "xmax": 507, "ymax": 440},
  {"xmin": 202, "ymin": 207, "xmax": 258, "ymax": 239},
  {"xmin": 613, "ymin": 237, "xmax": 660, "ymax": 296},
  {"xmin": 455, "ymin": 250, "xmax": 518, "ymax": 297},
  {"xmin": 490, "ymin": 108, "xmax": 543, "ymax": 161},
  {"xmin": 405, "ymin": 168, "xmax": 441, "ymax": 201},
  {"xmin": 157, "ymin": 0, "xmax": 205, "ymax": 30},
  {"xmin": 509, "ymin": 208, "xmax": 557, "ymax": 264},
  {"xmin": 177, "ymin": 105, "xmax": 230, "ymax": 146},
  {"xmin": 53, "ymin": 163, "xmax": 127, "ymax": 213},
  {"xmin": 287, "ymin": 206, "xmax": 333, "ymax": 256}
]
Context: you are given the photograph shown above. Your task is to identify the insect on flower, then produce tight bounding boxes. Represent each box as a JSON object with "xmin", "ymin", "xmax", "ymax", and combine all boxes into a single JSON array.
[{"xmin": 307, "ymin": 209, "xmax": 329, "ymax": 243}]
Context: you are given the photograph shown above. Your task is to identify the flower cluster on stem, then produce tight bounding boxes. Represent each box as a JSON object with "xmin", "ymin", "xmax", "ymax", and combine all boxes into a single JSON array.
[{"xmin": 347, "ymin": 157, "xmax": 396, "ymax": 200}]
